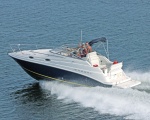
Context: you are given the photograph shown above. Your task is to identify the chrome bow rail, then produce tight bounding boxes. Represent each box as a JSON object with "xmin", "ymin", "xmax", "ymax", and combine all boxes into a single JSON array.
[{"xmin": 9, "ymin": 44, "xmax": 55, "ymax": 53}]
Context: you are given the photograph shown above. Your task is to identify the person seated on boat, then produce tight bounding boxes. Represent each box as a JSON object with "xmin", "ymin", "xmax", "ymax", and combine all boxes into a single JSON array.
[
  {"xmin": 81, "ymin": 44, "xmax": 88, "ymax": 57},
  {"xmin": 85, "ymin": 42, "xmax": 92, "ymax": 53},
  {"xmin": 77, "ymin": 43, "xmax": 87, "ymax": 57}
]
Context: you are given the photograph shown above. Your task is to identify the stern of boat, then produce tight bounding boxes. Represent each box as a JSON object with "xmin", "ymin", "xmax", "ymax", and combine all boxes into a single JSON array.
[{"xmin": 104, "ymin": 62, "xmax": 141, "ymax": 88}]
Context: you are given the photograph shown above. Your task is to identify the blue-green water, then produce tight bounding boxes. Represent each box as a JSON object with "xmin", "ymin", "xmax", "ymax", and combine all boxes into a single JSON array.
[{"xmin": 0, "ymin": 0, "xmax": 150, "ymax": 119}]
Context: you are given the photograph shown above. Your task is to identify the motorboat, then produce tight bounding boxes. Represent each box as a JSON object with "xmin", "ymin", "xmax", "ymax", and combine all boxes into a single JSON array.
[{"xmin": 8, "ymin": 37, "xmax": 141, "ymax": 88}]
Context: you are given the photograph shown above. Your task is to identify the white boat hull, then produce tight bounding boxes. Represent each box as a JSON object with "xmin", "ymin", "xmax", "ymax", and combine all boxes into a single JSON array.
[{"xmin": 8, "ymin": 44, "xmax": 141, "ymax": 89}]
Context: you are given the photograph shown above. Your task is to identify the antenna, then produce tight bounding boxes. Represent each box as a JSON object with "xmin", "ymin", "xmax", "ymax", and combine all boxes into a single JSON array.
[{"xmin": 80, "ymin": 30, "xmax": 82, "ymax": 44}]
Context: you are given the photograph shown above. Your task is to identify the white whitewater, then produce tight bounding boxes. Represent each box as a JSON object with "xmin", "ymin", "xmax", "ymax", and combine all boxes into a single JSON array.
[
  {"xmin": 40, "ymin": 71, "xmax": 150, "ymax": 120},
  {"xmin": 126, "ymin": 70, "xmax": 150, "ymax": 91}
]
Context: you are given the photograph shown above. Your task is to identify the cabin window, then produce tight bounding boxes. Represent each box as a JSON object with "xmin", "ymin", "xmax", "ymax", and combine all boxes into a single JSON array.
[
  {"xmin": 45, "ymin": 59, "xmax": 50, "ymax": 61},
  {"xmin": 29, "ymin": 56, "xmax": 34, "ymax": 59}
]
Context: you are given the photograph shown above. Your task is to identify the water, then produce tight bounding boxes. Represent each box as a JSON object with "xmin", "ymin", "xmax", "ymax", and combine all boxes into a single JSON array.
[{"xmin": 0, "ymin": 0, "xmax": 150, "ymax": 119}]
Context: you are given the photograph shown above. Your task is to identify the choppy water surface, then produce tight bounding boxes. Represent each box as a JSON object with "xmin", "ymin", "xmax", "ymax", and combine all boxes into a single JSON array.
[{"xmin": 0, "ymin": 0, "xmax": 150, "ymax": 120}]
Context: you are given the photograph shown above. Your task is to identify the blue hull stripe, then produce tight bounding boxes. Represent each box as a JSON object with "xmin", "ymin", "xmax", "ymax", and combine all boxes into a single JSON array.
[{"xmin": 12, "ymin": 57, "xmax": 112, "ymax": 87}]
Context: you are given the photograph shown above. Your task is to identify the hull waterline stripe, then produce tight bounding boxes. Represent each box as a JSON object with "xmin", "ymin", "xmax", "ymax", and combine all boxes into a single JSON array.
[{"xmin": 22, "ymin": 67, "xmax": 91, "ymax": 87}]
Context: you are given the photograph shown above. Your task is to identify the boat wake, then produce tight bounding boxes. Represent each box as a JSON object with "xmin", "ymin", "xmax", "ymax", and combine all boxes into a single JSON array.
[
  {"xmin": 125, "ymin": 70, "xmax": 150, "ymax": 92},
  {"xmin": 40, "ymin": 71, "xmax": 150, "ymax": 120}
]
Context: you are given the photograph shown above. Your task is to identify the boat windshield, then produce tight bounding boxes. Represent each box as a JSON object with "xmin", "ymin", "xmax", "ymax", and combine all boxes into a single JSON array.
[
  {"xmin": 49, "ymin": 38, "xmax": 109, "ymax": 59},
  {"xmin": 50, "ymin": 44, "xmax": 82, "ymax": 59}
]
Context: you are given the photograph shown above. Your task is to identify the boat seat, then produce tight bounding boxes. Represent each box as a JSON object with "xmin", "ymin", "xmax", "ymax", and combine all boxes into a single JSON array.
[{"xmin": 86, "ymin": 52, "xmax": 100, "ymax": 67}]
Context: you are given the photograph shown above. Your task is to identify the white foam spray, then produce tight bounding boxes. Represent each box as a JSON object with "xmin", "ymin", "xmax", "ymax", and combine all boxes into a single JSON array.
[
  {"xmin": 125, "ymin": 70, "xmax": 150, "ymax": 91},
  {"xmin": 40, "ymin": 71, "xmax": 150, "ymax": 120}
]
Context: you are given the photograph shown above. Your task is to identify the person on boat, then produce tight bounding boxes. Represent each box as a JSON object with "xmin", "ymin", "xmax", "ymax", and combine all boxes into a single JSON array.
[
  {"xmin": 85, "ymin": 42, "xmax": 92, "ymax": 53},
  {"xmin": 81, "ymin": 44, "xmax": 88, "ymax": 57},
  {"xmin": 77, "ymin": 43, "xmax": 87, "ymax": 57}
]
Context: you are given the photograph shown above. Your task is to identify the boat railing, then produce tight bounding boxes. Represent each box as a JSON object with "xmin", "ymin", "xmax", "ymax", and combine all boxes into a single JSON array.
[
  {"xmin": 9, "ymin": 43, "xmax": 86, "ymax": 60},
  {"xmin": 48, "ymin": 43, "xmax": 84, "ymax": 59},
  {"xmin": 54, "ymin": 44, "xmax": 78, "ymax": 51},
  {"xmin": 49, "ymin": 43, "xmax": 78, "ymax": 54},
  {"xmin": 9, "ymin": 44, "xmax": 54, "ymax": 53},
  {"xmin": 9, "ymin": 43, "xmax": 81, "ymax": 59}
]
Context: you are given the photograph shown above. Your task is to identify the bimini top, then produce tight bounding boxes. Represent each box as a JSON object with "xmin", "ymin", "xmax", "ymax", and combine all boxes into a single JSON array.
[{"xmin": 89, "ymin": 37, "xmax": 106, "ymax": 46}]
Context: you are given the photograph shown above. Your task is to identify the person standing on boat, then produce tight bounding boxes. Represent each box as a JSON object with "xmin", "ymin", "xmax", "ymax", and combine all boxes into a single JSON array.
[{"xmin": 85, "ymin": 42, "xmax": 92, "ymax": 53}]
